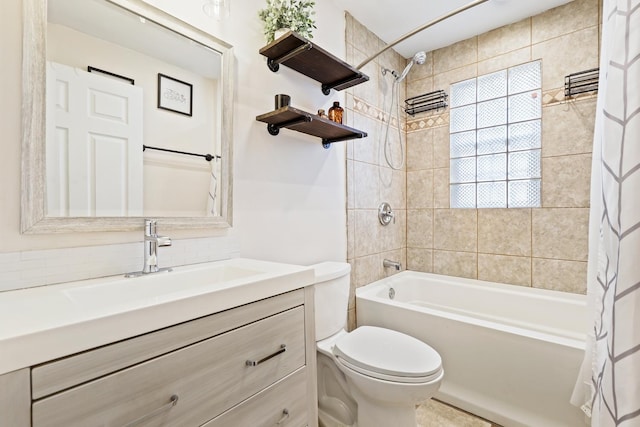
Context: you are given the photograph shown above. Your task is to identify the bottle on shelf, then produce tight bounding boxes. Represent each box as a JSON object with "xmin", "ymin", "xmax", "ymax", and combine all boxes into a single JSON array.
[{"xmin": 328, "ymin": 101, "xmax": 343, "ymax": 124}]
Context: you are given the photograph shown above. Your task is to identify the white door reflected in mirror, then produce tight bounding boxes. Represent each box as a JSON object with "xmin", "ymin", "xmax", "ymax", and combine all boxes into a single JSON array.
[{"xmin": 46, "ymin": 62, "xmax": 144, "ymax": 217}]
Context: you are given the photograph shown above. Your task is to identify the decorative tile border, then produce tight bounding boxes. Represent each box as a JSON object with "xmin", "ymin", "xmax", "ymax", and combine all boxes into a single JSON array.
[
  {"xmin": 542, "ymin": 87, "xmax": 598, "ymax": 106},
  {"xmin": 351, "ymin": 96, "xmax": 451, "ymax": 133},
  {"xmin": 406, "ymin": 112, "xmax": 450, "ymax": 133},
  {"xmin": 352, "ymin": 88, "xmax": 596, "ymax": 135},
  {"xmin": 352, "ymin": 96, "xmax": 400, "ymax": 128}
]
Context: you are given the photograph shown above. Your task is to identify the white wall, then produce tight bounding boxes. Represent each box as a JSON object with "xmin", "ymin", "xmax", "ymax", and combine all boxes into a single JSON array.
[
  {"xmin": 0, "ymin": 0, "xmax": 348, "ymax": 289},
  {"xmin": 143, "ymin": 0, "xmax": 349, "ymax": 264}
]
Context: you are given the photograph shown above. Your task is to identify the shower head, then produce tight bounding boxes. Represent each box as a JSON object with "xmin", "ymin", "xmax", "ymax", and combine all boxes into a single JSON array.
[
  {"xmin": 397, "ymin": 51, "xmax": 427, "ymax": 82},
  {"xmin": 412, "ymin": 51, "xmax": 427, "ymax": 65}
]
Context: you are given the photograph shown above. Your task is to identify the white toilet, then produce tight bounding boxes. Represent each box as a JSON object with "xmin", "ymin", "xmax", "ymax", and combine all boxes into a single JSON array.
[{"xmin": 312, "ymin": 262, "xmax": 443, "ymax": 427}]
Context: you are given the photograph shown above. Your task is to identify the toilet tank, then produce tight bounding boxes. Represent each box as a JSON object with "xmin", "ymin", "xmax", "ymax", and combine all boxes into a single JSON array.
[{"xmin": 312, "ymin": 262, "xmax": 351, "ymax": 341}]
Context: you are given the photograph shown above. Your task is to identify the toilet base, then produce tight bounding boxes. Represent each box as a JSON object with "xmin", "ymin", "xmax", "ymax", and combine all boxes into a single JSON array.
[{"xmin": 351, "ymin": 385, "xmax": 420, "ymax": 427}]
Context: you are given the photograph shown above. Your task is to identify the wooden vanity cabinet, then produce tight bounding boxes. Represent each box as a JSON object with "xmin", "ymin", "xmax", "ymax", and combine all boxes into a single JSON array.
[{"xmin": 0, "ymin": 287, "xmax": 317, "ymax": 427}]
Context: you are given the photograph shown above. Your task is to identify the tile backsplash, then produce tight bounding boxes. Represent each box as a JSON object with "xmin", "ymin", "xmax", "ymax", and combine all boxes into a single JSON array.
[
  {"xmin": 346, "ymin": 0, "xmax": 600, "ymax": 295},
  {"xmin": 0, "ymin": 235, "xmax": 240, "ymax": 292}
]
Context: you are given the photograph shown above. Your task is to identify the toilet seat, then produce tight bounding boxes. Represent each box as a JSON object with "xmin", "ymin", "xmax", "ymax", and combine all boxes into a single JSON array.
[
  {"xmin": 333, "ymin": 326, "xmax": 442, "ymax": 384},
  {"xmin": 336, "ymin": 356, "xmax": 443, "ymax": 383}
]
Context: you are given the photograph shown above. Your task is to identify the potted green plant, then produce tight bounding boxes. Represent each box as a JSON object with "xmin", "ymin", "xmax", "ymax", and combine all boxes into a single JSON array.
[{"xmin": 258, "ymin": 0, "xmax": 317, "ymax": 43}]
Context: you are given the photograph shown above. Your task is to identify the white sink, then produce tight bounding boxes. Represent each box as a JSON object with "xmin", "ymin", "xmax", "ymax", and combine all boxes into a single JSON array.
[
  {"xmin": 0, "ymin": 258, "xmax": 315, "ymax": 375},
  {"xmin": 62, "ymin": 263, "xmax": 265, "ymax": 307}
]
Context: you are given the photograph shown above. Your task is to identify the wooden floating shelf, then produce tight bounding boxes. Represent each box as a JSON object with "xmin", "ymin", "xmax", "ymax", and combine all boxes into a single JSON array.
[
  {"xmin": 256, "ymin": 106, "xmax": 368, "ymax": 148},
  {"xmin": 259, "ymin": 31, "xmax": 369, "ymax": 95}
]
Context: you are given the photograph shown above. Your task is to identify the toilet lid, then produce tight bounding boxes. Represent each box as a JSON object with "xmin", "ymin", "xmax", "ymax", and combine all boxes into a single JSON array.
[{"xmin": 333, "ymin": 326, "xmax": 442, "ymax": 379}]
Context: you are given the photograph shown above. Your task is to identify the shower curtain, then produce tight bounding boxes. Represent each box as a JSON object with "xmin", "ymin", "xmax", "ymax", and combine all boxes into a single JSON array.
[{"xmin": 571, "ymin": 0, "xmax": 640, "ymax": 425}]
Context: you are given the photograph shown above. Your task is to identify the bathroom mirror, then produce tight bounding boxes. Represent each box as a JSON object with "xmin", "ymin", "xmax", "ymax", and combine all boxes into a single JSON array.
[{"xmin": 21, "ymin": 0, "xmax": 234, "ymax": 233}]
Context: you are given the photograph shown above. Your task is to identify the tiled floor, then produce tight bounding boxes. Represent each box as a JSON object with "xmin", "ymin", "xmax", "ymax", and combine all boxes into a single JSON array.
[{"xmin": 417, "ymin": 399, "xmax": 502, "ymax": 427}]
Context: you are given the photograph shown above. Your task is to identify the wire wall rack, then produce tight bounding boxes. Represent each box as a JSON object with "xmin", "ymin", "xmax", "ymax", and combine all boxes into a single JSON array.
[
  {"xmin": 564, "ymin": 68, "xmax": 599, "ymax": 98},
  {"xmin": 404, "ymin": 90, "xmax": 448, "ymax": 116}
]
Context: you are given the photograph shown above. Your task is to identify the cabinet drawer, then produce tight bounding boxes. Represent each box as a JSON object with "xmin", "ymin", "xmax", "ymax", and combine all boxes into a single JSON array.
[
  {"xmin": 203, "ymin": 368, "xmax": 308, "ymax": 427},
  {"xmin": 32, "ymin": 289, "xmax": 304, "ymax": 399},
  {"xmin": 32, "ymin": 306, "xmax": 306, "ymax": 427}
]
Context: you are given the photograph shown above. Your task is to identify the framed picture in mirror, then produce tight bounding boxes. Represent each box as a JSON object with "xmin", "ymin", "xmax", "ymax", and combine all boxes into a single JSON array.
[{"xmin": 158, "ymin": 73, "xmax": 193, "ymax": 116}]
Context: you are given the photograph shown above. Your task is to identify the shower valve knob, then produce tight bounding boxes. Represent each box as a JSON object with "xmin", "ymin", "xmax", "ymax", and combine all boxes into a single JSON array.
[{"xmin": 378, "ymin": 202, "xmax": 395, "ymax": 226}]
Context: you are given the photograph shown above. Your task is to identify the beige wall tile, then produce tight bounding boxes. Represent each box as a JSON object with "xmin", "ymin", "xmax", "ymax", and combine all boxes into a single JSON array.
[
  {"xmin": 407, "ymin": 76, "xmax": 434, "ymax": 100},
  {"xmin": 478, "ymin": 209, "xmax": 532, "ymax": 256},
  {"xmin": 347, "ymin": 209, "xmax": 355, "ymax": 260},
  {"xmin": 354, "ymin": 209, "xmax": 381, "ymax": 257},
  {"xmin": 532, "ymin": 0, "xmax": 600, "ymax": 44},
  {"xmin": 353, "ymin": 254, "xmax": 384, "ymax": 287},
  {"xmin": 477, "ymin": 47, "xmax": 532, "ymax": 76},
  {"xmin": 407, "ymin": 248, "xmax": 433, "ymax": 273},
  {"xmin": 433, "ymin": 250, "xmax": 478, "ymax": 279},
  {"xmin": 478, "ymin": 19, "xmax": 531, "ymax": 61},
  {"xmin": 407, "ymin": 209, "xmax": 433, "ymax": 248},
  {"xmin": 434, "ymin": 64, "xmax": 477, "ymax": 94},
  {"xmin": 345, "ymin": 4, "xmax": 598, "ymax": 297},
  {"xmin": 347, "ymin": 308, "xmax": 357, "ymax": 331},
  {"xmin": 478, "ymin": 254, "xmax": 531, "ymax": 286},
  {"xmin": 345, "ymin": 33, "xmax": 355, "ymax": 63},
  {"xmin": 380, "ymin": 47, "xmax": 406, "ymax": 79},
  {"xmin": 532, "ymin": 26, "xmax": 599, "ymax": 90},
  {"xmin": 352, "ymin": 113, "xmax": 380, "ymax": 164},
  {"xmin": 433, "ymin": 126, "xmax": 450, "ymax": 168},
  {"xmin": 433, "ymin": 168, "xmax": 450, "ymax": 209},
  {"xmin": 348, "ymin": 259, "xmax": 356, "ymax": 309},
  {"xmin": 533, "ymin": 208, "xmax": 589, "ymax": 261},
  {"xmin": 407, "ymin": 170, "xmax": 434, "ymax": 208},
  {"xmin": 354, "ymin": 250, "xmax": 405, "ymax": 288},
  {"xmin": 345, "ymin": 93, "xmax": 356, "ymax": 114},
  {"xmin": 380, "ymin": 125, "xmax": 406, "ymax": 169},
  {"xmin": 353, "ymin": 161, "xmax": 379, "ymax": 209},
  {"xmin": 532, "ymin": 258, "xmax": 588, "ymax": 293},
  {"xmin": 542, "ymin": 99, "xmax": 596, "ymax": 157},
  {"xmin": 407, "ymin": 129, "xmax": 433, "ymax": 171},
  {"xmin": 380, "ymin": 209, "xmax": 406, "ymax": 251},
  {"xmin": 408, "ymin": 52, "xmax": 434, "ymax": 82},
  {"xmin": 434, "ymin": 209, "xmax": 477, "ymax": 252},
  {"xmin": 433, "ymin": 37, "xmax": 478, "ymax": 74},
  {"xmin": 379, "ymin": 167, "xmax": 406, "ymax": 209},
  {"xmin": 351, "ymin": 48, "xmax": 379, "ymax": 106},
  {"xmin": 350, "ymin": 15, "xmax": 381, "ymax": 57},
  {"xmin": 542, "ymin": 154, "xmax": 592, "ymax": 208},
  {"xmin": 346, "ymin": 159, "xmax": 354, "ymax": 209},
  {"xmin": 345, "ymin": 12, "xmax": 354, "ymax": 46}
]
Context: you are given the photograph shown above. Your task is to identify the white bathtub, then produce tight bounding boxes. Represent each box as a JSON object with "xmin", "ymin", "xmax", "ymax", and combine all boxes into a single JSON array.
[{"xmin": 355, "ymin": 271, "xmax": 587, "ymax": 427}]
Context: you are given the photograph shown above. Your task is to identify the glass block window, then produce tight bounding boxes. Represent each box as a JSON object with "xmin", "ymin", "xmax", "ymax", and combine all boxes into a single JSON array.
[{"xmin": 449, "ymin": 60, "xmax": 541, "ymax": 208}]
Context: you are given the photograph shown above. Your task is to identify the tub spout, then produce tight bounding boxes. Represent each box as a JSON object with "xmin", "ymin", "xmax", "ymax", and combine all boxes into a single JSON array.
[{"xmin": 383, "ymin": 259, "xmax": 402, "ymax": 271}]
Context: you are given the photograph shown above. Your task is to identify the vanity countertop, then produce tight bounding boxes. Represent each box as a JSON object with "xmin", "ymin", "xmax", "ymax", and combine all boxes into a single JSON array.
[{"xmin": 0, "ymin": 258, "xmax": 315, "ymax": 375}]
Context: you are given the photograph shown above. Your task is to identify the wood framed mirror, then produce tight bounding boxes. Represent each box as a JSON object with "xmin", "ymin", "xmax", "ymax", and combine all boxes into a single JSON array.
[{"xmin": 21, "ymin": 0, "xmax": 234, "ymax": 233}]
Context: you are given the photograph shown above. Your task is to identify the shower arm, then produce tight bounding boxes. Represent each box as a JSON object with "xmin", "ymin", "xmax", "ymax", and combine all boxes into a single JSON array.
[{"xmin": 356, "ymin": 0, "xmax": 490, "ymax": 70}]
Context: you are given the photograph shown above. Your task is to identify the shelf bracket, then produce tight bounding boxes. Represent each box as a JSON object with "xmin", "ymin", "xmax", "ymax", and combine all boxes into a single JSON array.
[
  {"xmin": 267, "ymin": 42, "xmax": 313, "ymax": 72},
  {"xmin": 321, "ymin": 132, "xmax": 367, "ymax": 149},
  {"xmin": 321, "ymin": 73, "xmax": 368, "ymax": 95},
  {"xmin": 267, "ymin": 115, "xmax": 313, "ymax": 136}
]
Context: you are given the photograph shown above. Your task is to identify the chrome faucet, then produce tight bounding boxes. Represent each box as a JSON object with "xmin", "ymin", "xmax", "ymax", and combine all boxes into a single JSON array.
[
  {"xmin": 126, "ymin": 219, "xmax": 172, "ymax": 277},
  {"xmin": 383, "ymin": 259, "xmax": 402, "ymax": 271}
]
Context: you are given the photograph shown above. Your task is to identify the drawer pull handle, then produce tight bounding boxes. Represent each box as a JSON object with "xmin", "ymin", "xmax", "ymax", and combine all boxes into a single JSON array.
[
  {"xmin": 246, "ymin": 344, "xmax": 287, "ymax": 366},
  {"xmin": 276, "ymin": 408, "xmax": 290, "ymax": 425},
  {"xmin": 123, "ymin": 394, "xmax": 179, "ymax": 427}
]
